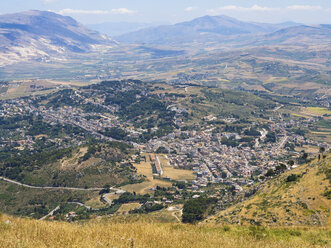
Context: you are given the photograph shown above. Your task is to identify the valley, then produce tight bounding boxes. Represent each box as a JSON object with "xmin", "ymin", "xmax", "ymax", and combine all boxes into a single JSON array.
[
  {"xmin": 0, "ymin": 79, "xmax": 329, "ymax": 224},
  {"xmin": 0, "ymin": 7, "xmax": 330, "ymax": 247}
]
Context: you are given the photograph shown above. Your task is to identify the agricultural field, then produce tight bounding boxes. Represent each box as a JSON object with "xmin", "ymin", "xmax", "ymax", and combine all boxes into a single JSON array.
[
  {"xmin": 1, "ymin": 45, "xmax": 329, "ymax": 104},
  {"xmin": 0, "ymin": 80, "xmax": 90, "ymax": 100},
  {"xmin": 289, "ymin": 106, "xmax": 331, "ymax": 144},
  {"xmin": 158, "ymin": 155, "xmax": 195, "ymax": 181},
  {"xmin": 302, "ymin": 107, "xmax": 331, "ymax": 117},
  {"xmin": 121, "ymin": 153, "xmax": 195, "ymax": 194},
  {"xmin": 121, "ymin": 155, "xmax": 172, "ymax": 194}
]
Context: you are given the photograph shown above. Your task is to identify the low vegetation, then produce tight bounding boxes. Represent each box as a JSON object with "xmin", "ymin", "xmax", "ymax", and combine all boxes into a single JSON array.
[
  {"xmin": 211, "ymin": 154, "xmax": 331, "ymax": 226},
  {"xmin": 0, "ymin": 214, "xmax": 330, "ymax": 248}
]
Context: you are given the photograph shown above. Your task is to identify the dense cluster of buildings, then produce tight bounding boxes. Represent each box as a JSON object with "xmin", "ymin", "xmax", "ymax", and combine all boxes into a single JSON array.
[{"xmin": 0, "ymin": 89, "xmax": 329, "ymax": 194}]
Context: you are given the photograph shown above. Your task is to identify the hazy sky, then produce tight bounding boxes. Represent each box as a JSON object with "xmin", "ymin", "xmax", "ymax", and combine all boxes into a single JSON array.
[{"xmin": 1, "ymin": 0, "xmax": 331, "ymax": 24}]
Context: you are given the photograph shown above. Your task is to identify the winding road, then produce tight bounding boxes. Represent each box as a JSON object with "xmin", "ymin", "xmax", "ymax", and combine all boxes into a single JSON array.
[
  {"xmin": 0, "ymin": 176, "xmax": 103, "ymax": 191},
  {"xmin": 39, "ymin": 205, "xmax": 60, "ymax": 220}
]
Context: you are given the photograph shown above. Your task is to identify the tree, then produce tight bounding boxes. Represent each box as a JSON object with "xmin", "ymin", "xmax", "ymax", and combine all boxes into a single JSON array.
[
  {"xmin": 286, "ymin": 174, "xmax": 298, "ymax": 182},
  {"xmin": 155, "ymin": 146, "xmax": 169, "ymax": 154},
  {"xmin": 265, "ymin": 169, "xmax": 275, "ymax": 177},
  {"xmin": 302, "ymin": 152, "xmax": 308, "ymax": 162},
  {"xmin": 288, "ymin": 160, "xmax": 294, "ymax": 167},
  {"xmin": 275, "ymin": 163, "xmax": 287, "ymax": 172},
  {"xmin": 319, "ymin": 147, "xmax": 325, "ymax": 154},
  {"xmin": 182, "ymin": 197, "xmax": 217, "ymax": 224}
]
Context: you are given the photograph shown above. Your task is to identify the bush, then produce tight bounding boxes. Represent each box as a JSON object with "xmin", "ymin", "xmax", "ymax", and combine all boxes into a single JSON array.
[
  {"xmin": 182, "ymin": 197, "xmax": 217, "ymax": 224},
  {"xmin": 286, "ymin": 174, "xmax": 298, "ymax": 182},
  {"xmin": 265, "ymin": 169, "xmax": 275, "ymax": 177}
]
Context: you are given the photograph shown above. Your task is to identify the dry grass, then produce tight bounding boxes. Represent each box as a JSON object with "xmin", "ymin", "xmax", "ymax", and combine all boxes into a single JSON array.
[
  {"xmin": 116, "ymin": 203, "xmax": 141, "ymax": 213},
  {"xmin": 0, "ymin": 214, "xmax": 330, "ymax": 248},
  {"xmin": 158, "ymin": 155, "xmax": 195, "ymax": 181},
  {"xmin": 294, "ymin": 145, "xmax": 320, "ymax": 154},
  {"xmin": 85, "ymin": 195, "xmax": 107, "ymax": 209},
  {"xmin": 122, "ymin": 153, "xmax": 195, "ymax": 194},
  {"xmin": 212, "ymin": 155, "xmax": 331, "ymax": 227},
  {"xmin": 122, "ymin": 152, "xmax": 194, "ymax": 193},
  {"xmin": 121, "ymin": 155, "xmax": 172, "ymax": 194},
  {"xmin": 121, "ymin": 179, "xmax": 172, "ymax": 194}
]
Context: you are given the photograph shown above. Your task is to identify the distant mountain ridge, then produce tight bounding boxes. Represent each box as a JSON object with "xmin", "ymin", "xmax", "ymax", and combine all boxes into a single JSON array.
[
  {"xmin": 116, "ymin": 15, "xmax": 301, "ymax": 44},
  {"xmin": 261, "ymin": 24, "xmax": 331, "ymax": 45},
  {"xmin": 0, "ymin": 10, "xmax": 116, "ymax": 66},
  {"xmin": 87, "ymin": 21, "xmax": 169, "ymax": 36}
]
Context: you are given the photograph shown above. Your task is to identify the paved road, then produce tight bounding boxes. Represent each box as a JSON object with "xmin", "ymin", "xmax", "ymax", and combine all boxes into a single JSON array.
[
  {"xmin": 102, "ymin": 193, "xmax": 114, "ymax": 205},
  {"xmin": 275, "ymin": 135, "xmax": 288, "ymax": 155},
  {"xmin": 39, "ymin": 205, "xmax": 60, "ymax": 220},
  {"xmin": 0, "ymin": 177, "xmax": 103, "ymax": 191},
  {"xmin": 273, "ymin": 104, "xmax": 283, "ymax": 112},
  {"xmin": 102, "ymin": 188, "xmax": 126, "ymax": 205},
  {"xmin": 68, "ymin": 201, "xmax": 95, "ymax": 210}
]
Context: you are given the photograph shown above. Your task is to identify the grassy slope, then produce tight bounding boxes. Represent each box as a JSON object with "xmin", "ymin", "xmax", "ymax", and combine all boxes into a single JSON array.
[
  {"xmin": 0, "ymin": 180, "xmax": 98, "ymax": 218},
  {"xmin": 0, "ymin": 214, "xmax": 330, "ymax": 248},
  {"xmin": 209, "ymin": 154, "xmax": 331, "ymax": 226}
]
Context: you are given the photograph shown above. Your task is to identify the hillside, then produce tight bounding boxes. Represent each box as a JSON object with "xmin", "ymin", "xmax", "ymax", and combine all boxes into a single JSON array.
[
  {"xmin": 208, "ymin": 154, "xmax": 331, "ymax": 226},
  {"xmin": 0, "ymin": 10, "xmax": 116, "ymax": 66},
  {"xmin": 116, "ymin": 15, "xmax": 299, "ymax": 45},
  {"xmin": 259, "ymin": 25, "xmax": 331, "ymax": 45},
  {"xmin": 0, "ymin": 214, "xmax": 330, "ymax": 248},
  {"xmin": 87, "ymin": 21, "xmax": 166, "ymax": 36}
]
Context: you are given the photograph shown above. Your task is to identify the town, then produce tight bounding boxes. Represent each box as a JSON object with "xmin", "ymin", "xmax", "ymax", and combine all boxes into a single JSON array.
[{"xmin": 1, "ymin": 80, "xmax": 329, "ymax": 198}]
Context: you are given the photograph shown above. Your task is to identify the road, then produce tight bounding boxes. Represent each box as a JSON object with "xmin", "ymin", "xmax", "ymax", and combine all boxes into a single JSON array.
[
  {"xmin": 273, "ymin": 104, "xmax": 283, "ymax": 112},
  {"xmin": 167, "ymin": 207, "xmax": 182, "ymax": 222},
  {"xmin": 102, "ymin": 188, "xmax": 126, "ymax": 205},
  {"xmin": 0, "ymin": 177, "xmax": 103, "ymax": 191},
  {"xmin": 1, "ymin": 176, "xmax": 127, "ymax": 219},
  {"xmin": 102, "ymin": 193, "xmax": 114, "ymax": 205},
  {"xmin": 274, "ymin": 135, "xmax": 288, "ymax": 155},
  {"xmin": 39, "ymin": 205, "xmax": 60, "ymax": 220},
  {"xmin": 68, "ymin": 201, "xmax": 95, "ymax": 210}
]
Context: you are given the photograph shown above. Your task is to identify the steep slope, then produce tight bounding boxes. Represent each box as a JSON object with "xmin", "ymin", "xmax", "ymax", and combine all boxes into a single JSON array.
[
  {"xmin": 116, "ymin": 15, "xmax": 299, "ymax": 45},
  {"xmin": 0, "ymin": 10, "xmax": 116, "ymax": 66},
  {"xmin": 208, "ymin": 154, "xmax": 331, "ymax": 226}
]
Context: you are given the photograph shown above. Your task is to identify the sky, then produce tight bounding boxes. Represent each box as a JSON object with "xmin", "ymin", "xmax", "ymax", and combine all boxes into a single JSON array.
[{"xmin": 1, "ymin": 0, "xmax": 331, "ymax": 25}]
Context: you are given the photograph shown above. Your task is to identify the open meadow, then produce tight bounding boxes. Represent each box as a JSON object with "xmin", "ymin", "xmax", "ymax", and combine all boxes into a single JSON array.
[{"xmin": 0, "ymin": 214, "xmax": 330, "ymax": 248}]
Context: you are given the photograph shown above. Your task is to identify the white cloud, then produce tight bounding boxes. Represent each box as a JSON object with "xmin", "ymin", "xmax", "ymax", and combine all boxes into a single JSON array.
[
  {"xmin": 111, "ymin": 8, "xmax": 136, "ymax": 14},
  {"xmin": 287, "ymin": 5, "xmax": 322, "ymax": 10},
  {"xmin": 42, "ymin": 0, "xmax": 58, "ymax": 4},
  {"xmin": 185, "ymin": 6, "xmax": 198, "ymax": 12},
  {"xmin": 56, "ymin": 8, "xmax": 136, "ymax": 15},
  {"xmin": 206, "ymin": 4, "xmax": 328, "ymax": 15},
  {"xmin": 207, "ymin": 5, "xmax": 278, "ymax": 14}
]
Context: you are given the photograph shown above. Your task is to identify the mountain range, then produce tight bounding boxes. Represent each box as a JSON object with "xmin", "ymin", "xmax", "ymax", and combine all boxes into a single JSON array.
[
  {"xmin": 115, "ymin": 15, "xmax": 301, "ymax": 45},
  {"xmin": 87, "ymin": 21, "xmax": 169, "ymax": 36},
  {"xmin": 0, "ymin": 10, "xmax": 330, "ymax": 67},
  {"xmin": 0, "ymin": 10, "xmax": 115, "ymax": 66}
]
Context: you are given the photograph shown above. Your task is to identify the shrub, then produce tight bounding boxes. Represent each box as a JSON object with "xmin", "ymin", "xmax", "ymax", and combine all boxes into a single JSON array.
[{"xmin": 286, "ymin": 174, "xmax": 298, "ymax": 182}]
